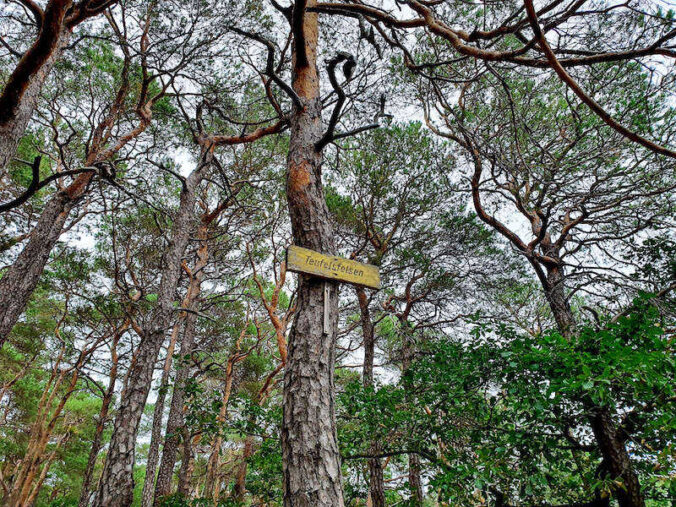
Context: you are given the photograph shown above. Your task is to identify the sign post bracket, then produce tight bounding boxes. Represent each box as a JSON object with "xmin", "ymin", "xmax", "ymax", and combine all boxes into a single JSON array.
[{"xmin": 323, "ymin": 282, "xmax": 330, "ymax": 335}]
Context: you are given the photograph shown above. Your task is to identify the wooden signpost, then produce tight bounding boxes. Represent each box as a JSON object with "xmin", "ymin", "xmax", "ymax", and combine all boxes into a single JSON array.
[
  {"xmin": 286, "ymin": 245, "xmax": 381, "ymax": 334},
  {"xmin": 286, "ymin": 245, "xmax": 381, "ymax": 289}
]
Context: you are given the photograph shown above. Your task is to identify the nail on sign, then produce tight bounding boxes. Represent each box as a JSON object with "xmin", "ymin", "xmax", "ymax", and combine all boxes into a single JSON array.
[{"xmin": 286, "ymin": 245, "xmax": 381, "ymax": 290}]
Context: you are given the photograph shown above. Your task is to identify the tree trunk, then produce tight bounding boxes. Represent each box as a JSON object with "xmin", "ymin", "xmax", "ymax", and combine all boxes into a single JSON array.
[
  {"xmin": 143, "ymin": 213, "xmax": 209, "ymax": 506},
  {"xmin": 153, "ymin": 298, "xmax": 200, "ymax": 503},
  {"xmin": 233, "ymin": 436, "xmax": 253, "ymax": 502},
  {"xmin": 140, "ymin": 322, "xmax": 182, "ymax": 507},
  {"xmin": 0, "ymin": 175, "xmax": 91, "ymax": 347},
  {"xmin": 281, "ymin": 2, "xmax": 344, "ymax": 506},
  {"xmin": 545, "ymin": 264, "xmax": 644, "ymax": 507},
  {"xmin": 93, "ymin": 161, "xmax": 207, "ymax": 506},
  {"xmin": 176, "ymin": 429, "xmax": 195, "ymax": 498},
  {"xmin": 78, "ymin": 323, "xmax": 126, "ymax": 507},
  {"xmin": 203, "ymin": 351, "xmax": 238, "ymax": 501},
  {"xmin": 356, "ymin": 288, "xmax": 385, "ymax": 507},
  {"xmin": 544, "ymin": 264, "xmax": 576, "ymax": 338},
  {"xmin": 400, "ymin": 319, "xmax": 423, "ymax": 506},
  {"xmin": 589, "ymin": 408, "xmax": 644, "ymax": 507},
  {"xmin": 0, "ymin": 0, "xmax": 72, "ymax": 171}
]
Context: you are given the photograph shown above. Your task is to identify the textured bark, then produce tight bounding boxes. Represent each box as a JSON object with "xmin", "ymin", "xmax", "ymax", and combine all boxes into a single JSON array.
[
  {"xmin": 176, "ymin": 429, "xmax": 195, "ymax": 497},
  {"xmin": 78, "ymin": 323, "xmax": 126, "ymax": 507},
  {"xmin": 589, "ymin": 408, "xmax": 644, "ymax": 507},
  {"xmin": 544, "ymin": 264, "xmax": 577, "ymax": 338},
  {"xmin": 141, "ymin": 227, "xmax": 208, "ymax": 507},
  {"xmin": 357, "ymin": 288, "xmax": 385, "ymax": 507},
  {"xmin": 0, "ymin": 174, "xmax": 92, "ymax": 347},
  {"xmin": 153, "ymin": 306, "xmax": 199, "ymax": 503},
  {"xmin": 93, "ymin": 163, "xmax": 207, "ymax": 506},
  {"xmin": 0, "ymin": 1, "xmax": 72, "ymax": 172},
  {"xmin": 140, "ymin": 322, "xmax": 182, "ymax": 507},
  {"xmin": 281, "ymin": 1, "xmax": 344, "ymax": 505}
]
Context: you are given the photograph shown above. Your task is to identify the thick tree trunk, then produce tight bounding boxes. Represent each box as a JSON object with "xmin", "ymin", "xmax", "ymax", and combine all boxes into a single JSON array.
[
  {"xmin": 0, "ymin": 1, "xmax": 72, "ymax": 171},
  {"xmin": 281, "ymin": 2, "xmax": 344, "ymax": 505},
  {"xmin": 544, "ymin": 265, "xmax": 644, "ymax": 507},
  {"xmin": 544, "ymin": 265, "xmax": 576, "ymax": 337},
  {"xmin": 94, "ymin": 163, "xmax": 206, "ymax": 506},
  {"xmin": 589, "ymin": 408, "xmax": 644, "ymax": 507},
  {"xmin": 0, "ymin": 173, "xmax": 92, "ymax": 347},
  {"xmin": 356, "ymin": 288, "xmax": 385, "ymax": 507}
]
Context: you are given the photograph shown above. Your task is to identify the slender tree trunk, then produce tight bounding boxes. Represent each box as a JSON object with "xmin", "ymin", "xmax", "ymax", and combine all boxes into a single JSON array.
[
  {"xmin": 356, "ymin": 288, "xmax": 385, "ymax": 507},
  {"xmin": 140, "ymin": 322, "xmax": 183, "ymax": 507},
  {"xmin": 281, "ymin": 2, "xmax": 344, "ymax": 505},
  {"xmin": 400, "ymin": 319, "xmax": 423, "ymax": 506},
  {"xmin": 153, "ymin": 295, "xmax": 200, "ymax": 503},
  {"xmin": 94, "ymin": 161, "xmax": 207, "ymax": 506},
  {"xmin": 0, "ymin": 0, "xmax": 72, "ymax": 171},
  {"xmin": 203, "ymin": 352, "xmax": 238, "ymax": 501},
  {"xmin": 79, "ymin": 323, "xmax": 126, "ymax": 507},
  {"xmin": 233, "ymin": 436, "xmax": 253, "ymax": 502},
  {"xmin": 544, "ymin": 264, "xmax": 644, "ymax": 507}
]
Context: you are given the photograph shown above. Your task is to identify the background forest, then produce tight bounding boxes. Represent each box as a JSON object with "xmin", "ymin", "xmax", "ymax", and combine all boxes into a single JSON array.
[{"xmin": 0, "ymin": 0, "xmax": 674, "ymax": 506}]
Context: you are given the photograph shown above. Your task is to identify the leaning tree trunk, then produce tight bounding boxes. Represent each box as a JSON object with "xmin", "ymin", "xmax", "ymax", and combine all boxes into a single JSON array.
[
  {"xmin": 544, "ymin": 263, "xmax": 644, "ymax": 507},
  {"xmin": 0, "ymin": 0, "xmax": 72, "ymax": 171},
  {"xmin": 281, "ymin": 2, "xmax": 344, "ymax": 505},
  {"xmin": 93, "ymin": 162, "xmax": 207, "ymax": 506},
  {"xmin": 356, "ymin": 287, "xmax": 385, "ymax": 507},
  {"xmin": 0, "ymin": 171, "xmax": 94, "ymax": 348}
]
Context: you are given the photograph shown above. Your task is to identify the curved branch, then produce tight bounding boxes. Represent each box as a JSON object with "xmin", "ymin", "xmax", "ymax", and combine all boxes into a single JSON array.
[
  {"xmin": 0, "ymin": 157, "xmax": 98, "ymax": 213},
  {"xmin": 524, "ymin": 0, "xmax": 676, "ymax": 159},
  {"xmin": 229, "ymin": 26, "xmax": 301, "ymax": 110}
]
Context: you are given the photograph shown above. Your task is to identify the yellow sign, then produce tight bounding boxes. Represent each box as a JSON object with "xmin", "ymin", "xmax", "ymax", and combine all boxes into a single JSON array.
[{"xmin": 286, "ymin": 245, "xmax": 381, "ymax": 290}]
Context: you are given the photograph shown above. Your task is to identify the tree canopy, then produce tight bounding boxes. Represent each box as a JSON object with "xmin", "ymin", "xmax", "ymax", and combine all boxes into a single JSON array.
[{"xmin": 0, "ymin": 1, "xmax": 674, "ymax": 506}]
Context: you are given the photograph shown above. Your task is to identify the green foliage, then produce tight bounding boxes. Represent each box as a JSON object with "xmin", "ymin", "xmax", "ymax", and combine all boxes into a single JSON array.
[{"xmin": 339, "ymin": 295, "xmax": 675, "ymax": 504}]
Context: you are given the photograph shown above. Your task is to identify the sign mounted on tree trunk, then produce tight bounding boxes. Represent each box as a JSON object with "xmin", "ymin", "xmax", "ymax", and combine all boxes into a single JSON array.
[{"xmin": 286, "ymin": 245, "xmax": 381, "ymax": 290}]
